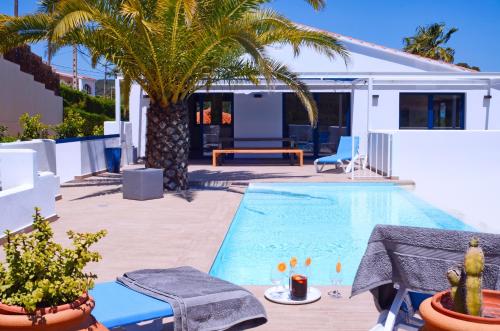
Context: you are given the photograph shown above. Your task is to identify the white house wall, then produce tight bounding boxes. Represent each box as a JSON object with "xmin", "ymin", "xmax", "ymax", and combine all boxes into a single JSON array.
[
  {"xmin": 350, "ymin": 89, "xmax": 369, "ymax": 153},
  {"xmin": 486, "ymin": 87, "xmax": 500, "ymax": 130},
  {"xmin": 128, "ymin": 82, "xmax": 500, "ymax": 158},
  {"xmin": 129, "ymin": 84, "xmax": 149, "ymax": 158},
  {"xmin": 0, "ymin": 58, "xmax": 63, "ymax": 135}
]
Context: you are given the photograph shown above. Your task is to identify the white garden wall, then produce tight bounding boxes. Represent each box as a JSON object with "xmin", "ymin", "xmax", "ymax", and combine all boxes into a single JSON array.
[
  {"xmin": 380, "ymin": 130, "xmax": 500, "ymax": 233},
  {"xmin": 0, "ymin": 149, "xmax": 58, "ymax": 235},
  {"xmin": 0, "ymin": 139, "xmax": 57, "ymax": 174},
  {"xmin": 55, "ymin": 135, "xmax": 120, "ymax": 183}
]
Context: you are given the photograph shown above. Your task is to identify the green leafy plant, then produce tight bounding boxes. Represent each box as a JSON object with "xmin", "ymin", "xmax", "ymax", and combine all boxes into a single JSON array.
[
  {"xmin": 92, "ymin": 124, "xmax": 104, "ymax": 136},
  {"xmin": 54, "ymin": 108, "xmax": 85, "ymax": 139},
  {"xmin": 18, "ymin": 113, "xmax": 50, "ymax": 141},
  {"xmin": 0, "ymin": 208, "xmax": 106, "ymax": 312},
  {"xmin": 0, "ymin": 125, "xmax": 16, "ymax": 143},
  {"xmin": 0, "ymin": 125, "xmax": 7, "ymax": 139}
]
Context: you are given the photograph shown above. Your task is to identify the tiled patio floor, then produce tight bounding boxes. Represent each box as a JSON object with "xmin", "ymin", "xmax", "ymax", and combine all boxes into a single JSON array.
[
  {"xmin": 29, "ymin": 162, "xmax": 396, "ymax": 330},
  {"xmin": 187, "ymin": 159, "xmax": 408, "ymax": 185}
]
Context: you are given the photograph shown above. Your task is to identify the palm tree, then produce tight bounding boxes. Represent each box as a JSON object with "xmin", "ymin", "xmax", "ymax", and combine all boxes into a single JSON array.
[
  {"xmin": 39, "ymin": 0, "xmax": 58, "ymax": 66},
  {"xmin": 0, "ymin": 0, "xmax": 348, "ymax": 191},
  {"xmin": 305, "ymin": 0, "xmax": 326, "ymax": 10},
  {"xmin": 403, "ymin": 23, "xmax": 458, "ymax": 63},
  {"xmin": 14, "ymin": 0, "xmax": 18, "ymax": 17}
]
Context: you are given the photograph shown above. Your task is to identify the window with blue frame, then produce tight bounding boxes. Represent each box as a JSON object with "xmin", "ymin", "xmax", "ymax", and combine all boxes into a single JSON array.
[{"xmin": 399, "ymin": 93, "xmax": 465, "ymax": 129}]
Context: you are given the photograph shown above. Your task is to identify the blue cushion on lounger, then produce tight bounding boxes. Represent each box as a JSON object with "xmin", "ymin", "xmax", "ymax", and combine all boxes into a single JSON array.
[
  {"xmin": 315, "ymin": 136, "xmax": 359, "ymax": 164},
  {"xmin": 90, "ymin": 281, "xmax": 173, "ymax": 328}
]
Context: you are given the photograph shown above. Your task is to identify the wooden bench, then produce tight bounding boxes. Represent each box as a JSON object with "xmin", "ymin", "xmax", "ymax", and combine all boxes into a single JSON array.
[{"xmin": 212, "ymin": 148, "xmax": 304, "ymax": 167}]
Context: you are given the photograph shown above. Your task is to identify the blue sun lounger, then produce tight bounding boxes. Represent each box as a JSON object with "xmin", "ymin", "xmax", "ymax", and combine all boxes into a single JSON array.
[
  {"xmin": 90, "ymin": 282, "xmax": 173, "ymax": 329},
  {"xmin": 314, "ymin": 136, "xmax": 360, "ymax": 173}
]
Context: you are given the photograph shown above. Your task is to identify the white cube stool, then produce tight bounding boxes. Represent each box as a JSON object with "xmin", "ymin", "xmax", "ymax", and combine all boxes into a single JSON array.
[{"xmin": 122, "ymin": 168, "xmax": 164, "ymax": 200}]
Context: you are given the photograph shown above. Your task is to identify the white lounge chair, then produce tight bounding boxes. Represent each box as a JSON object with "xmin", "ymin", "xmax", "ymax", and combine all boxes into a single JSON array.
[{"xmin": 314, "ymin": 136, "xmax": 359, "ymax": 173}]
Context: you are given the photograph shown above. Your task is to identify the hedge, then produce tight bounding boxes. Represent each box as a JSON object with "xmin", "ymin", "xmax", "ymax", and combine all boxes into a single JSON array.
[
  {"xmin": 60, "ymin": 84, "xmax": 116, "ymax": 118},
  {"xmin": 63, "ymin": 107, "xmax": 112, "ymax": 137}
]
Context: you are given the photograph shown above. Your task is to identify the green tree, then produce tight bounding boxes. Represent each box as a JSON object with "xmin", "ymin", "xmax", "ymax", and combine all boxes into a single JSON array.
[
  {"xmin": 54, "ymin": 108, "xmax": 85, "ymax": 138},
  {"xmin": 1, "ymin": 0, "xmax": 348, "ymax": 190},
  {"xmin": 18, "ymin": 113, "xmax": 50, "ymax": 141},
  {"xmin": 403, "ymin": 23, "xmax": 458, "ymax": 63}
]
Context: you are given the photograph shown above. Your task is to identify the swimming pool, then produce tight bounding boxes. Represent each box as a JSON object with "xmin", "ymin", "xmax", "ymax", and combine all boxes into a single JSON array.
[{"xmin": 209, "ymin": 183, "xmax": 473, "ymax": 285}]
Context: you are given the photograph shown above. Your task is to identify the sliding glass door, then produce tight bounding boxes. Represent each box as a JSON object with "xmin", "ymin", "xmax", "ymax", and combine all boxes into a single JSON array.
[
  {"xmin": 283, "ymin": 92, "xmax": 351, "ymax": 158},
  {"xmin": 188, "ymin": 93, "xmax": 233, "ymax": 158}
]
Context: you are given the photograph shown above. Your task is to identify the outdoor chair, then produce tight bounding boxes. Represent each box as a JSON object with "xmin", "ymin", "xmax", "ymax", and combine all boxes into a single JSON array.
[
  {"xmin": 288, "ymin": 124, "xmax": 313, "ymax": 152},
  {"xmin": 313, "ymin": 136, "xmax": 359, "ymax": 173},
  {"xmin": 351, "ymin": 225, "xmax": 500, "ymax": 331}
]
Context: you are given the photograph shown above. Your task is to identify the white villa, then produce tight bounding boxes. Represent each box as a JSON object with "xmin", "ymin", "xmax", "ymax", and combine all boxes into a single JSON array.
[
  {"xmin": 127, "ymin": 27, "xmax": 500, "ymax": 162},
  {"xmin": 57, "ymin": 70, "xmax": 97, "ymax": 96}
]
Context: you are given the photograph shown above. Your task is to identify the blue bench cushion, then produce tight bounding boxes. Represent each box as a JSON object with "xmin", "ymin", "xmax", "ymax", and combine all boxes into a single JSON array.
[{"xmin": 90, "ymin": 281, "xmax": 173, "ymax": 328}]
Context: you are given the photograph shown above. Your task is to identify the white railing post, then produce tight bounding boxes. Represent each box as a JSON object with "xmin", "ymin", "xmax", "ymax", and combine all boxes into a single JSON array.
[{"xmin": 388, "ymin": 134, "xmax": 392, "ymax": 178}]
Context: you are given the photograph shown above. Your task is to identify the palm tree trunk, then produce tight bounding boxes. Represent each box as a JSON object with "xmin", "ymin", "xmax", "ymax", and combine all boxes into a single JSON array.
[
  {"xmin": 146, "ymin": 102, "xmax": 190, "ymax": 191},
  {"xmin": 14, "ymin": 0, "xmax": 18, "ymax": 17}
]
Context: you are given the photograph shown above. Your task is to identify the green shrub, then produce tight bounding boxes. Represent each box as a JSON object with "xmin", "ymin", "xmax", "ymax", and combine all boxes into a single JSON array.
[
  {"xmin": 0, "ymin": 208, "xmax": 106, "ymax": 312},
  {"xmin": 0, "ymin": 125, "xmax": 7, "ymax": 138},
  {"xmin": 85, "ymin": 95, "xmax": 115, "ymax": 118},
  {"xmin": 0, "ymin": 125, "xmax": 18, "ymax": 143},
  {"xmin": 0, "ymin": 136, "xmax": 17, "ymax": 143},
  {"xmin": 92, "ymin": 124, "xmax": 104, "ymax": 136},
  {"xmin": 60, "ymin": 84, "xmax": 116, "ymax": 118},
  {"xmin": 18, "ymin": 113, "xmax": 50, "ymax": 140},
  {"xmin": 59, "ymin": 84, "xmax": 86, "ymax": 106},
  {"xmin": 69, "ymin": 107, "xmax": 110, "ymax": 136},
  {"xmin": 54, "ymin": 109, "xmax": 85, "ymax": 139}
]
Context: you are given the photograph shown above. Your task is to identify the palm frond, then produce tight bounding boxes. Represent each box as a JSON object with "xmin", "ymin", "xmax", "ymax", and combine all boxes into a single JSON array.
[{"xmin": 0, "ymin": 0, "xmax": 347, "ymax": 125}]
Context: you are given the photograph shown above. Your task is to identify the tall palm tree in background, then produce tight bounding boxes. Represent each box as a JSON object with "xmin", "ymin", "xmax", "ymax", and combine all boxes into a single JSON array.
[
  {"xmin": 39, "ymin": 0, "xmax": 79, "ymax": 87},
  {"xmin": 403, "ymin": 23, "xmax": 457, "ymax": 63},
  {"xmin": 305, "ymin": 0, "xmax": 326, "ymax": 10},
  {"xmin": 39, "ymin": 0, "xmax": 57, "ymax": 66},
  {"xmin": 0, "ymin": 0, "xmax": 347, "ymax": 191},
  {"xmin": 13, "ymin": 0, "xmax": 18, "ymax": 17}
]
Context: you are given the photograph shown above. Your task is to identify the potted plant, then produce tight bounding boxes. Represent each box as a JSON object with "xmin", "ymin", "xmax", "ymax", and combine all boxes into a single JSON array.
[
  {"xmin": 420, "ymin": 237, "xmax": 500, "ymax": 331},
  {"xmin": 0, "ymin": 208, "xmax": 108, "ymax": 330}
]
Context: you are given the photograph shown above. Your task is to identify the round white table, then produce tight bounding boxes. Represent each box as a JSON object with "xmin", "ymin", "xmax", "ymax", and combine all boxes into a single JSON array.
[{"xmin": 264, "ymin": 286, "xmax": 321, "ymax": 305}]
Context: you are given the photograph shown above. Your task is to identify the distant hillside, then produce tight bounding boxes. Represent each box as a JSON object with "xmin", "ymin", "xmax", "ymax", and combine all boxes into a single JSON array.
[
  {"xmin": 95, "ymin": 79, "xmax": 129, "ymax": 116},
  {"xmin": 95, "ymin": 79, "xmax": 116, "ymax": 98}
]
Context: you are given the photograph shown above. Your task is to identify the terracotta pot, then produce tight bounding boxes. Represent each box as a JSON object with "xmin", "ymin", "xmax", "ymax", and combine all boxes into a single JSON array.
[
  {"xmin": 420, "ymin": 289, "xmax": 500, "ymax": 331},
  {"xmin": 0, "ymin": 294, "xmax": 109, "ymax": 330}
]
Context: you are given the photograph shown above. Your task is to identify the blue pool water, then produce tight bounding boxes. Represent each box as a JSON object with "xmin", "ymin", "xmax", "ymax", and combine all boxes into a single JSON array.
[{"xmin": 209, "ymin": 183, "xmax": 473, "ymax": 285}]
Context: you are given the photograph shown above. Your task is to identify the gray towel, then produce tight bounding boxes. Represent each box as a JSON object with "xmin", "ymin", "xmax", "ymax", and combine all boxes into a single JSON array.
[
  {"xmin": 117, "ymin": 266, "xmax": 267, "ymax": 331},
  {"xmin": 351, "ymin": 225, "xmax": 500, "ymax": 310}
]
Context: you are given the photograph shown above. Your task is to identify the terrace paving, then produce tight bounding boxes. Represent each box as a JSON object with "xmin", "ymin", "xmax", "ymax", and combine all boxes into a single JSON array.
[{"xmin": 26, "ymin": 162, "xmax": 401, "ymax": 330}]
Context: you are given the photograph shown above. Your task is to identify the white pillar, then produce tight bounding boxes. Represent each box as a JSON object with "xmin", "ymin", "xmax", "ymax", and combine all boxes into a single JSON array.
[
  {"xmin": 367, "ymin": 77, "xmax": 373, "ymax": 132},
  {"xmin": 115, "ymin": 77, "xmax": 122, "ymax": 123}
]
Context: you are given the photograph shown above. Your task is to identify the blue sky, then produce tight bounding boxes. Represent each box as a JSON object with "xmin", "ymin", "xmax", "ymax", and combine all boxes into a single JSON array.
[{"xmin": 1, "ymin": 0, "xmax": 499, "ymax": 78}]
